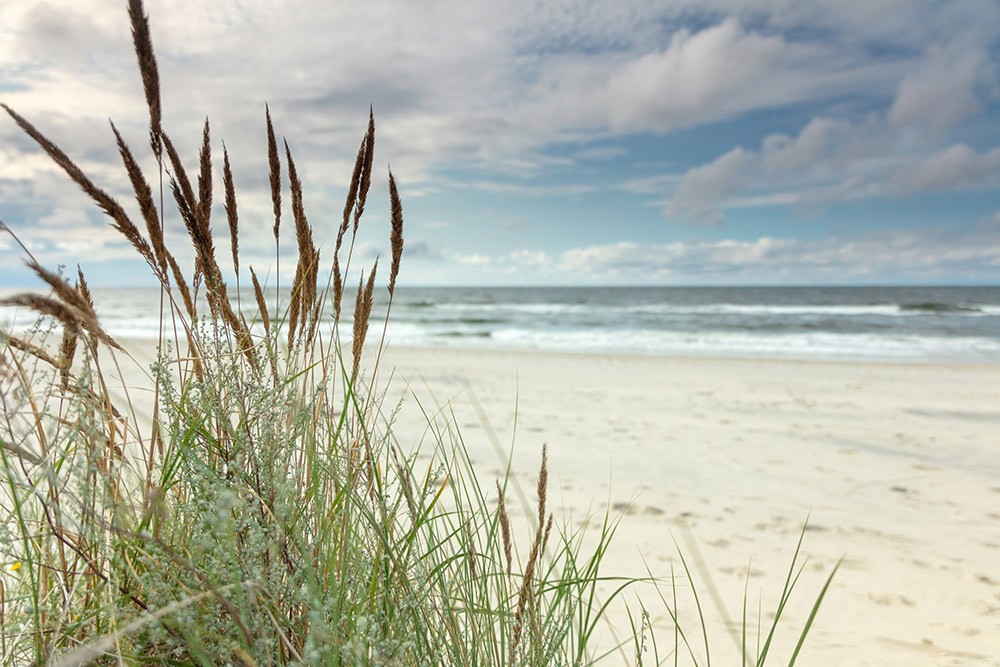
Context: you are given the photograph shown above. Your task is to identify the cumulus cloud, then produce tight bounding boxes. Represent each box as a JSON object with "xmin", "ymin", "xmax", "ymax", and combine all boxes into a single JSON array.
[
  {"xmin": 664, "ymin": 147, "xmax": 755, "ymax": 224},
  {"xmin": 549, "ymin": 226, "xmax": 1000, "ymax": 283},
  {"xmin": 891, "ymin": 145, "xmax": 1000, "ymax": 194},
  {"xmin": 507, "ymin": 249, "xmax": 549, "ymax": 267},
  {"xmin": 606, "ymin": 19, "xmax": 788, "ymax": 132},
  {"xmin": 662, "ymin": 109, "xmax": 999, "ymax": 224},
  {"xmin": 889, "ymin": 45, "xmax": 993, "ymax": 136},
  {"xmin": 2, "ymin": 0, "xmax": 999, "ymax": 283}
]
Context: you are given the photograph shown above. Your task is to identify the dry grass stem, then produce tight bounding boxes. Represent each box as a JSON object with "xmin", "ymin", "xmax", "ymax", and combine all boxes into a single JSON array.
[
  {"xmin": 285, "ymin": 139, "xmax": 318, "ymax": 347},
  {"xmin": 350, "ymin": 261, "xmax": 378, "ymax": 383},
  {"xmin": 4, "ymin": 334, "xmax": 61, "ymax": 370},
  {"xmin": 353, "ymin": 109, "xmax": 375, "ymax": 233},
  {"xmin": 1, "ymin": 104, "xmax": 158, "ymax": 272},
  {"xmin": 249, "ymin": 266, "xmax": 270, "ymax": 332},
  {"xmin": 58, "ymin": 328, "xmax": 79, "ymax": 388},
  {"xmin": 127, "ymin": 0, "xmax": 161, "ymax": 156},
  {"xmin": 266, "ymin": 105, "xmax": 281, "ymax": 242},
  {"xmin": 223, "ymin": 144, "xmax": 239, "ymax": 278},
  {"xmin": 536, "ymin": 443, "xmax": 548, "ymax": 531},
  {"xmin": 26, "ymin": 259, "xmax": 94, "ymax": 319},
  {"xmin": 197, "ymin": 118, "xmax": 213, "ymax": 236},
  {"xmin": 112, "ymin": 122, "xmax": 167, "ymax": 276},
  {"xmin": 496, "ymin": 481, "xmax": 513, "ymax": 577},
  {"xmin": 333, "ymin": 131, "xmax": 370, "ymax": 323},
  {"xmin": 1, "ymin": 294, "xmax": 80, "ymax": 339},
  {"xmin": 167, "ymin": 252, "xmax": 196, "ymax": 321},
  {"xmin": 388, "ymin": 170, "xmax": 404, "ymax": 297}
]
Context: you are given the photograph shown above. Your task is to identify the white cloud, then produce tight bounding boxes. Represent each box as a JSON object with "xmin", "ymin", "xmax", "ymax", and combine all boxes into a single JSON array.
[
  {"xmin": 889, "ymin": 45, "xmax": 992, "ymax": 136},
  {"xmin": 1, "ymin": 0, "xmax": 999, "ymax": 283},
  {"xmin": 454, "ymin": 253, "xmax": 491, "ymax": 267},
  {"xmin": 664, "ymin": 147, "xmax": 755, "ymax": 224},
  {"xmin": 761, "ymin": 117, "xmax": 857, "ymax": 173},
  {"xmin": 549, "ymin": 225, "xmax": 1000, "ymax": 282},
  {"xmin": 891, "ymin": 144, "xmax": 1000, "ymax": 194},
  {"xmin": 507, "ymin": 249, "xmax": 549, "ymax": 267},
  {"xmin": 607, "ymin": 19, "xmax": 788, "ymax": 132}
]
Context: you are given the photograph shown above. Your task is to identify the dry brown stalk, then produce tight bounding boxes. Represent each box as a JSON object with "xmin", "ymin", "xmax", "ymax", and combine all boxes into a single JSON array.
[
  {"xmin": 127, "ymin": 0, "xmax": 161, "ymax": 157},
  {"xmin": 112, "ymin": 122, "xmax": 167, "ymax": 276},
  {"xmin": 541, "ymin": 512, "xmax": 554, "ymax": 556},
  {"xmin": 536, "ymin": 443, "xmax": 548, "ymax": 531},
  {"xmin": 161, "ymin": 133, "xmax": 197, "ymax": 222},
  {"xmin": 388, "ymin": 170, "xmax": 404, "ymax": 297},
  {"xmin": 266, "ymin": 105, "xmax": 282, "ymax": 242},
  {"xmin": 163, "ymin": 127, "xmax": 243, "ymax": 344},
  {"xmin": 333, "ymin": 129, "xmax": 371, "ymax": 322},
  {"xmin": 391, "ymin": 446, "xmax": 418, "ymax": 521},
  {"xmin": 167, "ymin": 252, "xmax": 196, "ymax": 321},
  {"xmin": 341, "ymin": 134, "xmax": 365, "ymax": 238},
  {"xmin": 512, "ymin": 534, "xmax": 541, "ymax": 659},
  {"xmin": 4, "ymin": 334, "xmax": 61, "ymax": 369},
  {"xmin": 76, "ymin": 267, "xmax": 95, "ymax": 310},
  {"xmin": 0, "ymin": 294, "xmax": 119, "ymax": 350},
  {"xmin": 284, "ymin": 139, "xmax": 318, "ymax": 347},
  {"xmin": 511, "ymin": 445, "xmax": 550, "ymax": 659},
  {"xmin": 303, "ymin": 250, "xmax": 321, "ymax": 343},
  {"xmin": 58, "ymin": 328, "xmax": 78, "ymax": 389},
  {"xmin": 223, "ymin": 144, "xmax": 239, "ymax": 278},
  {"xmin": 466, "ymin": 520, "xmax": 477, "ymax": 577},
  {"xmin": 197, "ymin": 118, "xmax": 213, "ymax": 236},
  {"xmin": 332, "ymin": 257, "xmax": 344, "ymax": 323},
  {"xmin": 287, "ymin": 265, "xmax": 303, "ymax": 347},
  {"xmin": 350, "ymin": 261, "xmax": 378, "ymax": 383},
  {"xmin": 1, "ymin": 104, "xmax": 158, "ymax": 271},
  {"xmin": 249, "ymin": 266, "xmax": 270, "ymax": 332},
  {"xmin": 26, "ymin": 260, "xmax": 93, "ymax": 319},
  {"xmin": 353, "ymin": 109, "xmax": 375, "ymax": 232},
  {"xmin": 496, "ymin": 481, "xmax": 514, "ymax": 576}
]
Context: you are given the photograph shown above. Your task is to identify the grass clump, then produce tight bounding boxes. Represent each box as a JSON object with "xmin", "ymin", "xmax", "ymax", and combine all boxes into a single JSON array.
[
  {"xmin": 0, "ymin": 1, "xmax": 837, "ymax": 664},
  {"xmin": 0, "ymin": 2, "xmax": 626, "ymax": 664}
]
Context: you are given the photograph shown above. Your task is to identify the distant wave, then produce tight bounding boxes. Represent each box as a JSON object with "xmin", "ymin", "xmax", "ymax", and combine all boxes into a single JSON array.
[
  {"xmin": 898, "ymin": 302, "xmax": 983, "ymax": 314},
  {"xmin": 419, "ymin": 302, "xmax": 995, "ymax": 317}
]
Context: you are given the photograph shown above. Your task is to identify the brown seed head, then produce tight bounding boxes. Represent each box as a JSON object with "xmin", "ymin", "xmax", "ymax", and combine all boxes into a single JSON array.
[
  {"xmin": 222, "ymin": 144, "xmax": 239, "ymax": 277},
  {"xmin": 388, "ymin": 169, "xmax": 404, "ymax": 297},
  {"xmin": 266, "ymin": 105, "xmax": 282, "ymax": 241},
  {"xmin": 127, "ymin": 0, "xmax": 162, "ymax": 156}
]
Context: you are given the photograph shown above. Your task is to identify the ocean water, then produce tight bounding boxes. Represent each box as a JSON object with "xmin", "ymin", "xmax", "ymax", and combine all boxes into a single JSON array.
[{"xmin": 2, "ymin": 286, "xmax": 999, "ymax": 361}]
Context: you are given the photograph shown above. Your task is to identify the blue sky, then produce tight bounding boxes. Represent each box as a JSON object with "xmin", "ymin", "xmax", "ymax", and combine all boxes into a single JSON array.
[{"xmin": 1, "ymin": 0, "xmax": 999, "ymax": 287}]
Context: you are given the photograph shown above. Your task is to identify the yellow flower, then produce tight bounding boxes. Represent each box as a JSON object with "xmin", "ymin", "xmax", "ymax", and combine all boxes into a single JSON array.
[{"xmin": 10, "ymin": 562, "xmax": 21, "ymax": 572}]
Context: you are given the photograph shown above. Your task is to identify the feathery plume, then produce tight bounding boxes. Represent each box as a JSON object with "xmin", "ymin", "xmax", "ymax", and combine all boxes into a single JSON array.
[
  {"xmin": 351, "ymin": 261, "xmax": 378, "ymax": 383},
  {"xmin": 266, "ymin": 105, "xmax": 281, "ymax": 242},
  {"xmin": 127, "ymin": 0, "xmax": 161, "ymax": 156},
  {"xmin": 388, "ymin": 169, "xmax": 404, "ymax": 296},
  {"xmin": 112, "ymin": 122, "xmax": 167, "ymax": 276},
  {"xmin": 223, "ymin": 144, "xmax": 239, "ymax": 277},
  {"xmin": 2, "ymin": 104, "xmax": 157, "ymax": 270},
  {"xmin": 353, "ymin": 108, "xmax": 375, "ymax": 232}
]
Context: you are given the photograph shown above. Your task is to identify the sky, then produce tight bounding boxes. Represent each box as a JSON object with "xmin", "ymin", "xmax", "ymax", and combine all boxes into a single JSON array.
[{"xmin": 1, "ymin": 0, "xmax": 999, "ymax": 287}]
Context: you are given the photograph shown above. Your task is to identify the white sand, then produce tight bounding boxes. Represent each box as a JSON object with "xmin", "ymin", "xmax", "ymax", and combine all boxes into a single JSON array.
[
  {"xmin": 378, "ymin": 346, "xmax": 1000, "ymax": 666},
  {"xmin": 106, "ymin": 338, "xmax": 1000, "ymax": 664}
]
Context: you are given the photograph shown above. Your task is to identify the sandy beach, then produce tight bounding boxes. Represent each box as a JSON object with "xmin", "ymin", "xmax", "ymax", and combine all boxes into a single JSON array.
[
  {"xmin": 99, "ymin": 336, "xmax": 1000, "ymax": 664},
  {"xmin": 371, "ymin": 346, "xmax": 1000, "ymax": 665}
]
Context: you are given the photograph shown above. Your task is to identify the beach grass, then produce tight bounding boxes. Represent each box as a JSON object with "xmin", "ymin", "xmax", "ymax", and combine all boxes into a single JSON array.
[{"xmin": 0, "ymin": 1, "xmax": 836, "ymax": 664}]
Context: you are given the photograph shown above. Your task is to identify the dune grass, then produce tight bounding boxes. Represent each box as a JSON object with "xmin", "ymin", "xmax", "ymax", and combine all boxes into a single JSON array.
[{"xmin": 0, "ymin": 1, "xmax": 837, "ymax": 664}]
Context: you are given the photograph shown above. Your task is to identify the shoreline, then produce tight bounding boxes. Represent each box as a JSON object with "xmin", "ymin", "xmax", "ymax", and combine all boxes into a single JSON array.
[{"xmin": 384, "ymin": 341, "xmax": 1000, "ymax": 365}]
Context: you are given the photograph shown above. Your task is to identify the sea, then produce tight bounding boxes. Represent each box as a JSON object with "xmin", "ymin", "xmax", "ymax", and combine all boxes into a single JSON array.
[{"xmin": 2, "ymin": 286, "xmax": 999, "ymax": 362}]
